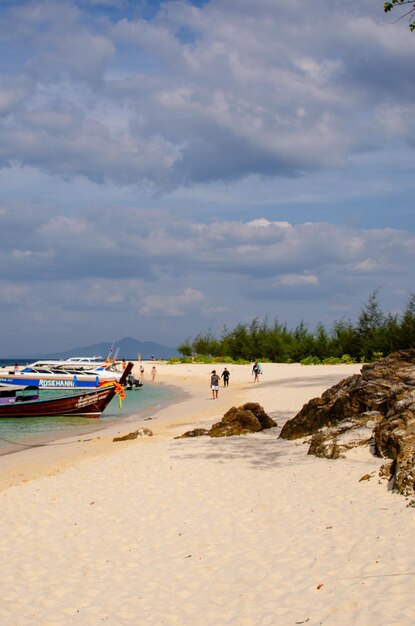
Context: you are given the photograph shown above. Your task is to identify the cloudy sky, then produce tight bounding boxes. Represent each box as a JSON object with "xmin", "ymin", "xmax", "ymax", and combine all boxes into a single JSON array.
[{"xmin": 1, "ymin": 0, "xmax": 415, "ymax": 356}]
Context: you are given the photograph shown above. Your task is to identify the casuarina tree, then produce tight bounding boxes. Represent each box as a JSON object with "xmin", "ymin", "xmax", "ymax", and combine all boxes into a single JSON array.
[{"xmin": 384, "ymin": 0, "xmax": 415, "ymax": 31}]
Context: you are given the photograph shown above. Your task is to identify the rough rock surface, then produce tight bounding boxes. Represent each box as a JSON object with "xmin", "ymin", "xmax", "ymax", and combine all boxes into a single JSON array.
[
  {"xmin": 177, "ymin": 402, "xmax": 277, "ymax": 439},
  {"xmin": 113, "ymin": 428, "xmax": 153, "ymax": 442},
  {"xmin": 280, "ymin": 350, "xmax": 415, "ymax": 497}
]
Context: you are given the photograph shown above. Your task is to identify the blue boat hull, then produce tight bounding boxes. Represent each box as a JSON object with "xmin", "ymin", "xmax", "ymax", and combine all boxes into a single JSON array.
[{"xmin": 0, "ymin": 375, "xmax": 102, "ymax": 389}]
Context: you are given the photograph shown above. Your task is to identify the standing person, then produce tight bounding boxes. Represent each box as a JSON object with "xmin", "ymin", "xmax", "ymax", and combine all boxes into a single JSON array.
[
  {"xmin": 140, "ymin": 364, "xmax": 145, "ymax": 379},
  {"xmin": 221, "ymin": 367, "xmax": 230, "ymax": 387},
  {"xmin": 210, "ymin": 370, "xmax": 220, "ymax": 399},
  {"xmin": 252, "ymin": 361, "xmax": 261, "ymax": 383},
  {"xmin": 151, "ymin": 365, "xmax": 157, "ymax": 383},
  {"xmin": 122, "ymin": 359, "xmax": 127, "ymax": 370}
]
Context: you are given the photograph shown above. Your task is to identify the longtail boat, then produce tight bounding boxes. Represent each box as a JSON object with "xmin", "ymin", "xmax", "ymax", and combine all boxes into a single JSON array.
[{"xmin": 0, "ymin": 363, "xmax": 133, "ymax": 418}]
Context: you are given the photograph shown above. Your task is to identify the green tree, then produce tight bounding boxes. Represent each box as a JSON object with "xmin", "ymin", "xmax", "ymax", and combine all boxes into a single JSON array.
[
  {"xmin": 178, "ymin": 291, "xmax": 415, "ymax": 363},
  {"xmin": 248, "ymin": 317, "xmax": 272, "ymax": 361},
  {"xmin": 357, "ymin": 290, "xmax": 385, "ymax": 360},
  {"xmin": 192, "ymin": 330, "xmax": 219, "ymax": 356},
  {"xmin": 219, "ymin": 323, "xmax": 250, "ymax": 360},
  {"xmin": 312, "ymin": 323, "xmax": 331, "ymax": 360},
  {"xmin": 290, "ymin": 321, "xmax": 315, "ymax": 361},
  {"xmin": 398, "ymin": 293, "xmax": 415, "ymax": 348},
  {"xmin": 384, "ymin": 0, "xmax": 415, "ymax": 31},
  {"xmin": 268, "ymin": 320, "xmax": 292, "ymax": 362},
  {"xmin": 330, "ymin": 319, "xmax": 360, "ymax": 359},
  {"xmin": 177, "ymin": 339, "xmax": 192, "ymax": 358}
]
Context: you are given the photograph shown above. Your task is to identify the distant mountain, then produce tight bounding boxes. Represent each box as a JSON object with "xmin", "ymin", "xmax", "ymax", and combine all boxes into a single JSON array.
[{"xmin": 9, "ymin": 337, "xmax": 180, "ymax": 361}]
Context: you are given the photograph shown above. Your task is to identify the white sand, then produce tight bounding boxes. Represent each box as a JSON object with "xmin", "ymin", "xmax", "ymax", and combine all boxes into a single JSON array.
[{"xmin": 1, "ymin": 362, "xmax": 415, "ymax": 626}]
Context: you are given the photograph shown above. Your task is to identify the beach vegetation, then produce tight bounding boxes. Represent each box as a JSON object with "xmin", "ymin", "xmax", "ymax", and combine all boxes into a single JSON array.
[
  {"xmin": 176, "ymin": 291, "xmax": 415, "ymax": 364},
  {"xmin": 300, "ymin": 355, "xmax": 322, "ymax": 365},
  {"xmin": 176, "ymin": 340, "xmax": 192, "ymax": 358},
  {"xmin": 300, "ymin": 354, "xmax": 357, "ymax": 365}
]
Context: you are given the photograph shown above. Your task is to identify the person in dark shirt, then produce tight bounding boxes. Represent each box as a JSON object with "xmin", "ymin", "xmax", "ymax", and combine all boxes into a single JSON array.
[{"xmin": 221, "ymin": 367, "xmax": 230, "ymax": 387}]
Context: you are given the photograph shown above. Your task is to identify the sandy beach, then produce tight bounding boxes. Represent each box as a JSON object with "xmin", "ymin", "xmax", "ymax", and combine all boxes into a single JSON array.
[{"xmin": 1, "ymin": 361, "xmax": 415, "ymax": 626}]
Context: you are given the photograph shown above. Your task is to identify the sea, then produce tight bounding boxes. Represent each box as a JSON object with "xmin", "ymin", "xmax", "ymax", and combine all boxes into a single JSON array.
[{"xmin": 0, "ymin": 359, "xmax": 182, "ymax": 455}]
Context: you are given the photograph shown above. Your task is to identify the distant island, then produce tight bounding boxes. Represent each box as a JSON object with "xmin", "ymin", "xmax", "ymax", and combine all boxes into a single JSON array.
[{"xmin": 6, "ymin": 336, "xmax": 180, "ymax": 361}]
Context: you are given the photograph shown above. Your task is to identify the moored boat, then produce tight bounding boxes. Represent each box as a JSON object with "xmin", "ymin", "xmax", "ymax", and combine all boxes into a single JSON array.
[
  {"xmin": 0, "ymin": 363, "xmax": 133, "ymax": 418},
  {"xmin": 0, "ymin": 359, "xmax": 122, "ymax": 390}
]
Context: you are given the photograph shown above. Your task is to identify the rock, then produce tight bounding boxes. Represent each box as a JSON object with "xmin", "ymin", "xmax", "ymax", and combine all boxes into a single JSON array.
[
  {"xmin": 359, "ymin": 474, "xmax": 373, "ymax": 482},
  {"xmin": 280, "ymin": 374, "xmax": 363, "ymax": 439},
  {"xmin": 176, "ymin": 402, "xmax": 277, "ymax": 439},
  {"xmin": 209, "ymin": 406, "xmax": 262, "ymax": 437},
  {"xmin": 176, "ymin": 428, "xmax": 209, "ymax": 439},
  {"xmin": 280, "ymin": 350, "xmax": 415, "ymax": 497},
  {"xmin": 379, "ymin": 461, "xmax": 393, "ymax": 480},
  {"xmin": 307, "ymin": 414, "xmax": 377, "ymax": 459},
  {"xmin": 242, "ymin": 402, "xmax": 277, "ymax": 429},
  {"xmin": 113, "ymin": 428, "xmax": 153, "ymax": 442}
]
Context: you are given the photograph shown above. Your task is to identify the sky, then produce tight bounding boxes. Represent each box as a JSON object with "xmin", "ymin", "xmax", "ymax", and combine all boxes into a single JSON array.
[{"xmin": 1, "ymin": 0, "xmax": 415, "ymax": 356}]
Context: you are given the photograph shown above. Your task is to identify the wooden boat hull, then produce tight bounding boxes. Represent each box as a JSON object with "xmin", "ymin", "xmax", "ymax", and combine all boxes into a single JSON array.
[{"xmin": 0, "ymin": 363, "xmax": 133, "ymax": 418}]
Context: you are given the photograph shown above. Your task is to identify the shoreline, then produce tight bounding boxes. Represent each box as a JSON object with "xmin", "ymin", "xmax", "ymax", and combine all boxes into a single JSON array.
[
  {"xmin": 0, "ymin": 361, "xmax": 360, "ymax": 489},
  {"xmin": 0, "ymin": 381, "xmax": 187, "ymax": 458}
]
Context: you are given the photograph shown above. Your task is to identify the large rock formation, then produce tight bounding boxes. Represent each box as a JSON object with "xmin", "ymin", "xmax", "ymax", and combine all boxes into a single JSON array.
[
  {"xmin": 177, "ymin": 402, "xmax": 277, "ymax": 438},
  {"xmin": 280, "ymin": 350, "xmax": 415, "ymax": 498}
]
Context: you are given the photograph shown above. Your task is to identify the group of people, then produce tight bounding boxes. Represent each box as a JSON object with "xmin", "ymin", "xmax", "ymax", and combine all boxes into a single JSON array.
[
  {"xmin": 121, "ymin": 360, "xmax": 157, "ymax": 383},
  {"xmin": 141, "ymin": 364, "xmax": 157, "ymax": 383},
  {"xmin": 122, "ymin": 358, "xmax": 262, "ymax": 399},
  {"xmin": 210, "ymin": 361, "xmax": 262, "ymax": 399}
]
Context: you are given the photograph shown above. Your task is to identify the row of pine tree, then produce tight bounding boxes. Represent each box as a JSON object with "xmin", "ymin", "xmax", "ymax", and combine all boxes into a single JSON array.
[{"xmin": 177, "ymin": 291, "xmax": 415, "ymax": 363}]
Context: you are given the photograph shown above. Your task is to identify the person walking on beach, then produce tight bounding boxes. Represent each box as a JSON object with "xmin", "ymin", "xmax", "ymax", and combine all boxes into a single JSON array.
[
  {"xmin": 252, "ymin": 361, "xmax": 262, "ymax": 383},
  {"xmin": 221, "ymin": 367, "xmax": 230, "ymax": 387},
  {"xmin": 151, "ymin": 365, "xmax": 157, "ymax": 383},
  {"xmin": 210, "ymin": 370, "xmax": 220, "ymax": 399}
]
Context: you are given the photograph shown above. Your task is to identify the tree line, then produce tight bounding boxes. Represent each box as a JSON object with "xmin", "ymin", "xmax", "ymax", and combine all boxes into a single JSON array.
[{"xmin": 177, "ymin": 291, "xmax": 415, "ymax": 363}]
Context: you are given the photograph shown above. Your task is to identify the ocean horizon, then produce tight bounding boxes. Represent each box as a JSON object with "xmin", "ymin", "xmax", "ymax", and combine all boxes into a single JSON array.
[{"xmin": 1, "ymin": 358, "xmax": 33, "ymax": 367}]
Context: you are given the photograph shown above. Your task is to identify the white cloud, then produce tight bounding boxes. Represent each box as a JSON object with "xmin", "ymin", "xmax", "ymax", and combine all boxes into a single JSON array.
[
  {"xmin": 0, "ymin": 0, "xmax": 414, "ymax": 190},
  {"xmin": 276, "ymin": 274, "xmax": 319, "ymax": 287},
  {"xmin": 0, "ymin": 76, "xmax": 33, "ymax": 115},
  {"xmin": 0, "ymin": 0, "xmax": 414, "ymax": 353},
  {"xmin": 139, "ymin": 287, "xmax": 204, "ymax": 316},
  {"xmin": 0, "ymin": 281, "xmax": 29, "ymax": 303}
]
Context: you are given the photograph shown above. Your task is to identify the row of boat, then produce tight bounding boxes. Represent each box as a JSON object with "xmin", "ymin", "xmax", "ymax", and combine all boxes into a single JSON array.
[
  {"xmin": 0, "ymin": 358, "xmax": 139, "ymax": 418},
  {"xmin": 0, "ymin": 356, "xmax": 124, "ymax": 389}
]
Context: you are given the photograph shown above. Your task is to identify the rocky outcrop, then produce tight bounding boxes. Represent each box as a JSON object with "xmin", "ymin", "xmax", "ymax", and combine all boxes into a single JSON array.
[
  {"xmin": 177, "ymin": 402, "xmax": 277, "ymax": 438},
  {"xmin": 113, "ymin": 428, "xmax": 153, "ymax": 442},
  {"xmin": 280, "ymin": 350, "xmax": 415, "ymax": 498}
]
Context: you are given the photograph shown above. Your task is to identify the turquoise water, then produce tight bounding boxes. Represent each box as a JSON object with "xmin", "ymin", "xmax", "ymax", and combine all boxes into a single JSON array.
[{"xmin": 0, "ymin": 383, "xmax": 181, "ymax": 455}]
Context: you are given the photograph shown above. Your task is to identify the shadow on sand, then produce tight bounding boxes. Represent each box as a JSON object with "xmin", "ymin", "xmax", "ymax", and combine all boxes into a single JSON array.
[{"xmin": 170, "ymin": 410, "xmax": 306, "ymax": 471}]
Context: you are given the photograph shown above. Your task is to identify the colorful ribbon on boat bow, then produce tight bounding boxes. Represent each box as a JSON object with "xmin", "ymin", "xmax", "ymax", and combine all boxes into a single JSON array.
[{"xmin": 113, "ymin": 382, "xmax": 126, "ymax": 408}]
